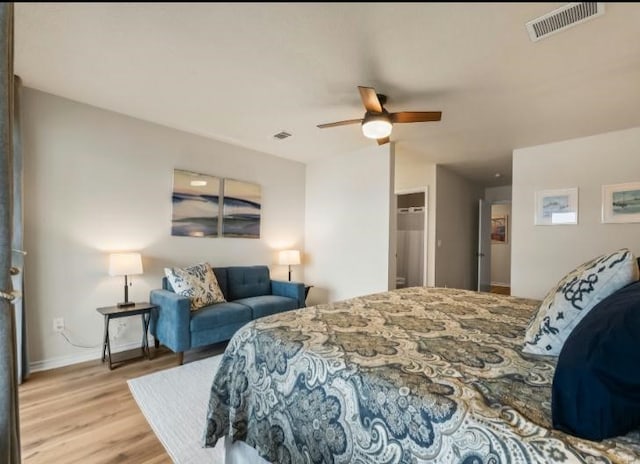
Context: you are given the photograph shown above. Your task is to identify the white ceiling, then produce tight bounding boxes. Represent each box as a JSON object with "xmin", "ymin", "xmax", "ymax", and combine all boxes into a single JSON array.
[{"xmin": 14, "ymin": 3, "xmax": 640, "ymax": 186}]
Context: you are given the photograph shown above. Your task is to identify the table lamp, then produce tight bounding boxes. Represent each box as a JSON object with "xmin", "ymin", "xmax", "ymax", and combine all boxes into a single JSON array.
[
  {"xmin": 278, "ymin": 249, "xmax": 300, "ymax": 282},
  {"xmin": 109, "ymin": 252, "xmax": 143, "ymax": 307}
]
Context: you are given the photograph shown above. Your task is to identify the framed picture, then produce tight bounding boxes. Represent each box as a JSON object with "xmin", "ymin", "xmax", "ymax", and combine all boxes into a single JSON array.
[
  {"xmin": 534, "ymin": 188, "xmax": 578, "ymax": 225},
  {"xmin": 491, "ymin": 215, "xmax": 508, "ymax": 244},
  {"xmin": 222, "ymin": 179, "xmax": 261, "ymax": 238},
  {"xmin": 602, "ymin": 182, "xmax": 640, "ymax": 223},
  {"xmin": 171, "ymin": 169, "xmax": 221, "ymax": 238}
]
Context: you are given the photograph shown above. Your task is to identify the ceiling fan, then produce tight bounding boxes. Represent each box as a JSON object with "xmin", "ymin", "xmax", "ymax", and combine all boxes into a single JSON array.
[{"xmin": 317, "ymin": 86, "xmax": 442, "ymax": 145}]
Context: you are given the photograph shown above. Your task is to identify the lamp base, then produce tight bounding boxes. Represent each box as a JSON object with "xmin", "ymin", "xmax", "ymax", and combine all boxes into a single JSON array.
[{"xmin": 117, "ymin": 301, "xmax": 135, "ymax": 308}]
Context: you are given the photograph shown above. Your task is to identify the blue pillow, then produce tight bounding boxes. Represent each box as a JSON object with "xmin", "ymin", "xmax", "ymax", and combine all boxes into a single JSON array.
[{"xmin": 552, "ymin": 280, "xmax": 640, "ymax": 440}]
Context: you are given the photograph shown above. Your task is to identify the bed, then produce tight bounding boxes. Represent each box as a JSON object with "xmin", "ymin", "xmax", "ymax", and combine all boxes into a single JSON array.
[{"xmin": 203, "ymin": 287, "xmax": 640, "ymax": 463}]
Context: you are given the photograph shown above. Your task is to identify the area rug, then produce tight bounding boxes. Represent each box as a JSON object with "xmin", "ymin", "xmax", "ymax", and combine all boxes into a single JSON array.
[{"xmin": 128, "ymin": 355, "xmax": 224, "ymax": 463}]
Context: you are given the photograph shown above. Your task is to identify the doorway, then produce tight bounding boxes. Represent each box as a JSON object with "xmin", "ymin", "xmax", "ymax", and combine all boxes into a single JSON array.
[
  {"xmin": 477, "ymin": 199, "xmax": 512, "ymax": 294},
  {"xmin": 489, "ymin": 202, "xmax": 511, "ymax": 294},
  {"xmin": 395, "ymin": 190, "xmax": 427, "ymax": 289}
]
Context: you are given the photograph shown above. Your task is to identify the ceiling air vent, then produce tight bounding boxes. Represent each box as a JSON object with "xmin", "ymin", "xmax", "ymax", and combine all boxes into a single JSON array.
[
  {"xmin": 273, "ymin": 131, "xmax": 292, "ymax": 140},
  {"xmin": 526, "ymin": 3, "xmax": 605, "ymax": 42}
]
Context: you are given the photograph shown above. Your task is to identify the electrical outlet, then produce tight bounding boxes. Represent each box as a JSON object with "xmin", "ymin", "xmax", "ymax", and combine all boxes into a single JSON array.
[{"xmin": 53, "ymin": 317, "xmax": 64, "ymax": 333}]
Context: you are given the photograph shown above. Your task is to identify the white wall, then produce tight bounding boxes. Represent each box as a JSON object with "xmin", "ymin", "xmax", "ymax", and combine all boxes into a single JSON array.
[
  {"xmin": 23, "ymin": 89, "xmax": 306, "ymax": 370},
  {"xmin": 305, "ymin": 144, "xmax": 394, "ymax": 304},
  {"xmin": 512, "ymin": 126, "xmax": 640, "ymax": 299},
  {"xmin": 395, "ymin": 150, "xmax": 436, "ymax": 286},
  {"xmin": 434, "ymin": 166, "xmax": 482, "ymax": 290},
  {"xmin": 485, "ymin": 185, "xmax": 512, "ymax": 204},
  {"xmin": 490, "ymin": 203, "xmax": 511, "ymax": 286}
]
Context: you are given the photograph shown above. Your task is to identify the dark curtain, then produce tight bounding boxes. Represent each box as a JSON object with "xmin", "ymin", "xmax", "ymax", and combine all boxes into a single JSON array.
[
  {"xmin": 0, "ymin": 2, "xmax": 21, "ymax": 462},
  {"xmin": 12, "ymin": 75, "xmax": 25, "ymax": 384}
]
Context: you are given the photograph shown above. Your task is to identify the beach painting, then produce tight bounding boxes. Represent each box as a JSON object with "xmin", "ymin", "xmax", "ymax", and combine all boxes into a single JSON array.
[
  {"xmin": 535, "ymin": 188, "xmax": 578, "ymax": 225},
  {"xmin": 171, "ymin": 169, "xmax": 220, "ymax": 237},
  {"xmin": 541, "ymin": 195, "xmax": 570, "ymax": 218},
  {"xmin": 222, "ymin": 179, "xmax": 261, "ymax": 238},
  {"xmin": 612, "ymin": 189, "xmax": 640, "ymax": 215},
  {"xmin": 603, "ymin": 182, "xmax": 640, "ymax": 223}
]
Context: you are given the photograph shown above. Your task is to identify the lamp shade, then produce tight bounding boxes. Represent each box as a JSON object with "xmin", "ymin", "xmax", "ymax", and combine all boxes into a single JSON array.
[
  {"xmin": 278, "ymin": 249, "xmax": 301, "ymax": 266},
  {"xmin": 362, "ymin": 114, "xmax": 392, "ymax": 139},
  {"xmin": 109, "ymin": 252, "xmax": 143, "ymax": 276}
]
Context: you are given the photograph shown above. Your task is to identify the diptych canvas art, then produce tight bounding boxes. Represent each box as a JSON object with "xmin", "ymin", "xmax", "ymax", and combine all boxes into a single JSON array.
[{"xmin": 171, "ymin": 169, "xmax": 261, "ymax": 238}]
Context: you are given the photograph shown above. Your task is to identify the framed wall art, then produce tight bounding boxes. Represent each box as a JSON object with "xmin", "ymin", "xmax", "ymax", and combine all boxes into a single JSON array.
[
  {"xmin": 171, "ymin": 169, "xmax": 221, "ymax": 237},
  {"xmin": 602, "ymin": 182, "xmax": 640, "ymax": 223},
  {"xmin": 222, "ymin": 179, "xmax": 261, "ymax": 238},
  {"xmin": 534, "ymin": 188, "xmax": 578, "ymax": 225},
  {"xmin": 491, "ymin": 214, "xmax": 508, "ymax": 243}
]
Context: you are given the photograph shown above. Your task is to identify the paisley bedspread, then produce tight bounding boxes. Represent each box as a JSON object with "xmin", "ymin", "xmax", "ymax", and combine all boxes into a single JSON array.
[{"xmin": 203, "ymin": 287, "xmax": 640, "ymax": 463}]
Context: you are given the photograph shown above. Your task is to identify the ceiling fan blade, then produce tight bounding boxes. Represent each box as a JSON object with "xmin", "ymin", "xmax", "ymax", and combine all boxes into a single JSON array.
[
  {"xmin": 317, "ymin": 119, "xmax": 363, "ymax": 129},
  {"xmin": 377, "ymin": 136, "xmax": 390, "ymax": 146},
  {"xmin": 391, "ymin": 111, "xmax": 442, "ymax": 123},
  {"xmin": 358, "ymin": 86, "xmax": 383, "ymax": 113}
]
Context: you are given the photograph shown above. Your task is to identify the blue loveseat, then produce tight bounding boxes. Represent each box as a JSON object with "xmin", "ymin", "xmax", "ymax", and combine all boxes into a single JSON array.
[{"xmin": 149, "ymin": 265, "xmax": 304, "ymax": 364}]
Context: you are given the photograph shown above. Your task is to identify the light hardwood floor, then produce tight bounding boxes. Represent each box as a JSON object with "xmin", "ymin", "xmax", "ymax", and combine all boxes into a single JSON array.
[
  {"xmin": 19, "ymin": 345, "xmax": 224, "ymax": 464},
  {"xmin": 490, "ymin": 285, "xmax": 511, "ymax": 296}
]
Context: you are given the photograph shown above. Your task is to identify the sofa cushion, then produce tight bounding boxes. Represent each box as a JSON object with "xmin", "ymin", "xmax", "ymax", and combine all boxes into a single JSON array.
[
  {"xmin": 162, "ymin": 266, "xmax": 230, "ymax": 300},
  {"xmin": 190, "ymin": 302, "xmax": 251, "ymax": 332},
  {"xmin": 191, "ymin": 321, "xmax": 249, "ymax": 348},
  {"xmin": 234, "ymin": 295, "xmax": 298, "ymax": 319},
  {"xmin": 212, "ymin": 267, "xmax": 229, "ymax": 300},
  {"xmin": 164, "ymin": 263, "xmax": 227, "ymax": 311},
  {"xmin": 523, "ymin": 248, "xmax": 638, "ymax": 356},
  {"xmin": 227, "ymin": 266, "xmax": 271, "ymax": 300}
]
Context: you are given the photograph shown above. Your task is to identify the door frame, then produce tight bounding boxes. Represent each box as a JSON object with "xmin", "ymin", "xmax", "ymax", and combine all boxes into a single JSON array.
[
  {"xmin": 488, "ymin": 200, "xmax": 512, "ymax": 288},
  {"xmin": 394, "ymin": 187, "xmax": 429, "ymax": 287},
  {"xmin": 478, "ymin": 199, "xmax": 512, "ymax": 292}
]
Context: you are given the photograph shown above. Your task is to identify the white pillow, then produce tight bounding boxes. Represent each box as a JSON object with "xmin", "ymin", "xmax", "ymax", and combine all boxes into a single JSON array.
[
  {"xmin": 164, "ymin": 262, "xmax": 226, "ymax": 311},
  {"xmin": 523, "ymin": 248, "xmax": 639, "ymax": 356}
]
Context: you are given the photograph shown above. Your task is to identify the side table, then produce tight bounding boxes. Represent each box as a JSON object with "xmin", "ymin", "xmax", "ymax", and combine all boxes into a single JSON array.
[
  {"xmin": 304, "ymin": 285, "xmax": 313, "ymax": 303},
  {"xmin": 96, "ymin": 302, "xmax": 157, "ymax": 370}
]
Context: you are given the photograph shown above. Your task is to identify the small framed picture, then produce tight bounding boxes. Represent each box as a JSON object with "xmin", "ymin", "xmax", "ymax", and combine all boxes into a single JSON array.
[
  {"xmin": 534, "ymin": 188, "xmax": 578, "ymax": 225},
  {"xmin": 491, "ymin": 215, "xmax": 508, "ymax": 244},
  {"xmin": 602, "ymin": 182, "xmax": 640, "ymax": 223}
]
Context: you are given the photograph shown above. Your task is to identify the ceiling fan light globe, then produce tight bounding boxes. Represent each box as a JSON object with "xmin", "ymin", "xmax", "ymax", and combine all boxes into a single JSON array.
[{"xmin": 362, "ymin": 119, "xmax": 392, "ymax": 139}]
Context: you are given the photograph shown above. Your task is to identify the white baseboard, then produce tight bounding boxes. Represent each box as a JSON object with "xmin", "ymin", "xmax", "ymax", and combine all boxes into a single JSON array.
[{"xmin": 29, "ymin": 336, "xmax": 156, "ymax": 373}]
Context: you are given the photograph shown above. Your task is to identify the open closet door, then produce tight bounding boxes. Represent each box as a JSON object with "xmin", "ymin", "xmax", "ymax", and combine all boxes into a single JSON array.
[{"xmin": 477, "ymin": 199, "xmax": 491, "ymax": 292}]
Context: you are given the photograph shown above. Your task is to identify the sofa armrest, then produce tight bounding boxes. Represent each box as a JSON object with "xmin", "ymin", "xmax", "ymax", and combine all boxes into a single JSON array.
[
  {"xmin": 271, "ymin": 280, "xmax": 305, "ymax": 308},
  {"xmin": 150, "ymin": 289, "xmax": 191, "ymax": 352}
]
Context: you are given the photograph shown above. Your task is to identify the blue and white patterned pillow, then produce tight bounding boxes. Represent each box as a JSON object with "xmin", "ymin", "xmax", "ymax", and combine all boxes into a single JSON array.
[
  {"xmin": 523, "ymin": 248, "xmax": 639, "ymax": 356},
  {"xmin": 164, "ymin": 263, "xmax": 226, "ymax": 311}
]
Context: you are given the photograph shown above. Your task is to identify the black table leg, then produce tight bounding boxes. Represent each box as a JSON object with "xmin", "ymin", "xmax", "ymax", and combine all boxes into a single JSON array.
[
  {"xmin": 140, "ymin": 314, "xmax": 145, "ymax": 356},
  {"xmin": 102, "ymin": 314, "xmax": 109, "ymax": 363},
  {"xmin": 141, "ymin": 313, "xmax": 151, "ymax": 359},
  {"xmin": 105, "ymin": 315, "xmax": 113, "ymax": 370}
]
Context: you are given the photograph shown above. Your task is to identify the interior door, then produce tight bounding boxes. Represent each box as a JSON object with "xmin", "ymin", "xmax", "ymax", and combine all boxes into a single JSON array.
[
  {"xmin": 477, "ymin": 199, "xmax": 492, "ymax": 292},
  {"xmin": 394, "ymin": 189, "xmax": 428, "ymax": 289}
]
